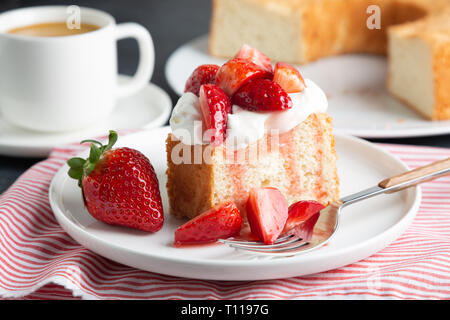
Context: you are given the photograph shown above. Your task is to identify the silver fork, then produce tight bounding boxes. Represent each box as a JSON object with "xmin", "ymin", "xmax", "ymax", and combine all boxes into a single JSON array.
[{"xmin": 219, "ymin": 157, "xmax": 450, "ymax": 256}]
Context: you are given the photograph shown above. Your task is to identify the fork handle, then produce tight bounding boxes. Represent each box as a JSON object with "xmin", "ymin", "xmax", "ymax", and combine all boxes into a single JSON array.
[
  {"xmin": 341, "ymin": 157, "xmax": 450, "ymax": 206},
  {"xmin": 379, "ymin": 157, "xmax": 450, "ymax": 193}
]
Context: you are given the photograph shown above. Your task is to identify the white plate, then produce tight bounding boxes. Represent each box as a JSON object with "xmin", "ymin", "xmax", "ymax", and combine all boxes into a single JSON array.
[
  {"xmin": 0, "ymin": 75, "xmax": 172, "ymax": 158},
  {"xmin": 49, "ymin": 126, "xmax": 421, "ymax": 281},
  {"xmin": 166, "ymin": 35, "xmax": 450, "ymax": 139}
]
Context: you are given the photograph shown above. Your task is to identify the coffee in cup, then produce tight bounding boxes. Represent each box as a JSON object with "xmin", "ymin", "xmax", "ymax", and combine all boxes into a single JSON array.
[{"xmin": 8, "ymin": 22, "xmax": 100, "ymax": 37}]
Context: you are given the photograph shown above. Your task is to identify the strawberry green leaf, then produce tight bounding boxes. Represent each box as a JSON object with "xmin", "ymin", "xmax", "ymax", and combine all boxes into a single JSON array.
[
  {"xmin": 67, "ymin": 130, "xmax": 119, "ymax": 189},
  {"xmin": 85, "ymin": 162, "xmax": 96, "ymax": 176},
  {"xmin": 89, "ymin": 144, "xmax": 101, "ymax": 163},
  {"xmin": 79, "ymin": 139, "xmax": 103, "ymax": 147},
  {"xmin": 67, "ymin": 157, "xmax": 86, "ymax": 169},
  {"xmin": 103, "ymin": 130, "xmax": 118, "ymax": 152},
  {"xmin": 68, "ymin": 167, "xmax": 83, "ymax": 180}
]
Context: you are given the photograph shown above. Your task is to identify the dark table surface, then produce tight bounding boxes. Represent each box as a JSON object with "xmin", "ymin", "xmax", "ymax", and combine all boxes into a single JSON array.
[{"xmin": 0, "ymin": 0, "xmax": 449, "ymax": 194}]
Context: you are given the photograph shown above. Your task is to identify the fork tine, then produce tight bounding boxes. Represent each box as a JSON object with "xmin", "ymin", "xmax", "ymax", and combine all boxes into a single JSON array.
[
  {"xmin": 219, "ymin": 235, "xmax": 302, "ymax": 249},
  {"xmin": 218, "ymin": 234, "xmax": 295, "ymax": 246},
  {"xmin": 224, "ymin": 237, "xmax": 308, "ymax": 252},
  {"xmin": 230, "ymin": 240, "xmax": 310, "ymax": 254}
]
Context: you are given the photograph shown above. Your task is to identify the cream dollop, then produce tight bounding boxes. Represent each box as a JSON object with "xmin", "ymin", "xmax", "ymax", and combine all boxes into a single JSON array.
[
  {"xmin": 170, "ymin": 79, "xmax": 328, "ymax": 149},
  {"xmin": 169, "ymin": 92, "xmax": 204, "ymax": 145}
]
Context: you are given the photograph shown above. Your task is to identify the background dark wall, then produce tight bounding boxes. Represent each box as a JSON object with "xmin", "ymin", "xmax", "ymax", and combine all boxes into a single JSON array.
[{"xmin": 0, "ymin": 0, "xmax": 449, "ymax": 193}]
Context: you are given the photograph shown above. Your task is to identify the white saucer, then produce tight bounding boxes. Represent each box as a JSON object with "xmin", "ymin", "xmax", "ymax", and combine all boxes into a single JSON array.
[
  {"xmin": 49, "ymin": 126, "xmax": 420, "ymax": 281},
  {"xmin": 0, "ymin": 75, "xmax": 172, "ymax": 158},
  {"xmin": 166, "ymin": 35, "xmax": 450, "ymax": 139}
]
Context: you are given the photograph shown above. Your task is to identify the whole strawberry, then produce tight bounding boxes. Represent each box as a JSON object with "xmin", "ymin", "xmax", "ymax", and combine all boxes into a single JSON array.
[{"xmin": 67, "ymin": 131, "xmax": 164, "ymax": 232}]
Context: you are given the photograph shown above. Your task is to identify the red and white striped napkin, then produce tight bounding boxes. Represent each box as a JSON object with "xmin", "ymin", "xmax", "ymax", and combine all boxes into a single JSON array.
[{"xmin": 0, "ymin": 136, "xmax": 449, "ymax": 300}]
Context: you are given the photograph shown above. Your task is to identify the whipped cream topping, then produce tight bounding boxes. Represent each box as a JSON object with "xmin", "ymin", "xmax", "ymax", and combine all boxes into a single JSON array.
[
  {"xmin": 169, "ymin": 92, "xmax": 205, "ymax": 145},
  {"xmin": 169, "ymin": 79, "xmax": 328, "ymax": 149}
]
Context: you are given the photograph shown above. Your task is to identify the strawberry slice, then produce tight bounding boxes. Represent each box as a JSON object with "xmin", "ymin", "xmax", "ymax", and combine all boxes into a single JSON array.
[
  {"xmin": 246, "ymin": 187, "xmax": 289, "ymax": 244},
  {"xmin": 174, "ymin": 201, "xmax": 243, "ymax": 245},
  {"xmin": 235, "ymin": 44, "xmax": 273, "ymax": 72},
  {"xmin": 282, "ymin": 200, "xmax": 325, "ymax": 234},
  {"xmin": 285, "ymin": 212, "xmax": 320, "ymax": 242},
  {"xmin": 273, "ymin": 62, "xmax": 306, "ymax": 93},
  {"xmin": 231, "ymin": 78, "xmax": 293, "ymax": 112},
  {"xmin": 184, "ymin": 64, "xmax": 220, "ymax": 96},
  {"xmin": 215, "ymin": 58, "xmax": 272, "ymax": 96},
  {"xmin": 199, "ymin": 84, "xmax": 231, "ymax": 146}
]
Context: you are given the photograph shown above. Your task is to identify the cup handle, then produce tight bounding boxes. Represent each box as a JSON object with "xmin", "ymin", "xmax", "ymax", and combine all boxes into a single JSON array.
[{"xmin": 114, "ymin": 23, "xmax": 154, "ymax": 98}]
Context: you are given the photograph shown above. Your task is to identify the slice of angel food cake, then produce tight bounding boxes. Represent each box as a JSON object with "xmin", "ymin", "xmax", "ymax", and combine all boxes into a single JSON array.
[{"xmin": 166, "ymin": 45, "xmax": 340, "ymax": 222}]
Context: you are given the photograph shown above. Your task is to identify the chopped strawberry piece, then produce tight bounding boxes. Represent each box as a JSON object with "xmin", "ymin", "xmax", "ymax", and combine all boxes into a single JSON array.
[
  {"xmin": 231, "ymin": 78, "xmax": 293, "ymax": 112},
  {"xmin": 282, "ymin": 200, "xmax": 325, "ymax": 233},
  {"xmin": 273, "ymin": 62, "xmax": 306, "ymax": 93},
  {"xmin": 285, "ymin": 212, "xmax": 320, "ymax": 242},
  {"xmin": 184, "ymin": 64, "xmax": 220, "ymax": 96},
  {"xmin": 215, "ymin": 58, "xmax": 272, "ymax": 96},
  {"xmin": 199, "ymin": 84, "xmax": 231, "ymax": 146},
  {"xmin": 174, "ymin": 201, "xmax": 243, "ymax": 245},
  {"xmin": 246, "ymin": 187, "xmax": 289, "ymax": 244},
  {"xmin": 234, "ymin": 44, "xmax": 273, "ymax": 72}
]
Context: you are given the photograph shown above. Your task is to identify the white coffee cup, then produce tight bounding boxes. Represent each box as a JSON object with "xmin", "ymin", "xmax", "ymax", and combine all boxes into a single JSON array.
[{"xmin": 0, "ymin": 6, "xmax": 154, "ymax": 132}]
